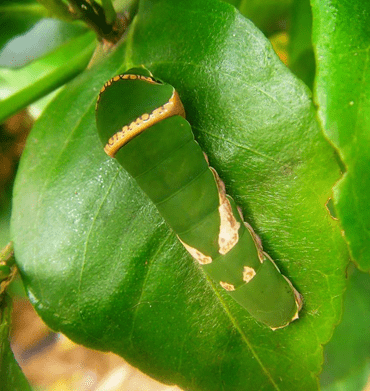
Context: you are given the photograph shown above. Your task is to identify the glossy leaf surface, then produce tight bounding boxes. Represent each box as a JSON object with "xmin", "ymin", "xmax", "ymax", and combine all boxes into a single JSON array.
[
  {"xmin": 12, "ymin": 0, "xmax": 348, "ymax": 390},
  {"xmin": 321, "ymin": 267, "xmax": 370, "ymax": 388}
]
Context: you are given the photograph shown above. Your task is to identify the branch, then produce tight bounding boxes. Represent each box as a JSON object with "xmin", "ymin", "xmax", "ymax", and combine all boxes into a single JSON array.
[
  {"xmin": 68, "ymin": 0, "xmax": 126, "ymax": 43},
  {"xmin": 0, "ymin": 242, "xmax": 17, "ymax": 297}
]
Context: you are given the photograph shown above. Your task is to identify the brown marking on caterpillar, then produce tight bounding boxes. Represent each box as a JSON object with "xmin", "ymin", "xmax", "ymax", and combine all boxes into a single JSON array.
[
  {"xmin": 103, "ymin": 87, "xmax": 185, "ymax": 157},
  {"xmin": 237, "ymin": 205, "xmax": 244, "ymax": 221},
  {"xmin": 242, "ymin": 266, "xmax": 256, "ymax": 283},
  {"xmin": 270, "ymin": 276, "xmax": 303, "ymax": 330},
  {"xmin": 284, "ymin": 275, "xmax": 303, "ymax": 316},
  {"xmin": 178, "ymin": 237, "xmax": 212, "ymax": 265},
  {"xmin": 95, "ymin": 86, "xmax": 106, "ymax": 108},
  {"xmin": 209, "ymin": 168, "xmax": 240, "ymax": 255},
  {"xmin": 220, "ymin": 281, "xmax": 235, "ymax": 291},
  {"xmin": 325, "ymin": 197, "xmax": 338, "ymax": 220},
  {"xmin": 243, "ymin": 221, "xmax": 264, "ymax": 263},
  {"xmin": 116, "ymin": 73, "xmax": 159, "ymax": 85}
]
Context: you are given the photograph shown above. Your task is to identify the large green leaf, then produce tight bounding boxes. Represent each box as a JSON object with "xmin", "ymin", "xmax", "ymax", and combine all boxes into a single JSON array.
[
  {"xmin": 11, "ymin": 1, "xmax": 348, "ymax": 390},
  {"xmin": 321, "ymin": 267, "xmax": 370, "ymax": 388},
  {"xmin": 311, "ymin": 0, "xmax": 370, "ymax": 270}
]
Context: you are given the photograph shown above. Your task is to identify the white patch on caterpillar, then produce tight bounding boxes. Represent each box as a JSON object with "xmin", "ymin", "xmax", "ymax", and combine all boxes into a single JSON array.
[
  {"xmin": 210, "ymin": 168, "xmax": 240, "ymax": 255},
  {"xmin": 220, "ymin": 281, "xmax": 236, "ymax": 291},
  {"xmin": 178, "ymin": 237, "xmax": 212, "ymax": 265},
  {"xmin": 242, "ymin": 266, "xmax": 256, "ymax": 283}
]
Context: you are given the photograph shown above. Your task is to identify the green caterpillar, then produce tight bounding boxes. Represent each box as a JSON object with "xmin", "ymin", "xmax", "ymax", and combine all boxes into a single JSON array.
[{"xmin": 95, "ymin": 67, "xmax": 302, "ymax": 329}]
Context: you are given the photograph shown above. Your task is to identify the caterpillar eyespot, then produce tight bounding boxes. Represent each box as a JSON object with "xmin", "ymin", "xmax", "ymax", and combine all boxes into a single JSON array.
[{"xmin": 95, "ymin": 67, "xmax": 302, "ymax": 329}]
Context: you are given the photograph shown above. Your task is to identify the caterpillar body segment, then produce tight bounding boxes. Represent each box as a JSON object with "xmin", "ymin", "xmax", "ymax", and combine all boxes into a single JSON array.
[{"xmin": 95, "ymin": 67, "xmax": 302, "ymax": 329}]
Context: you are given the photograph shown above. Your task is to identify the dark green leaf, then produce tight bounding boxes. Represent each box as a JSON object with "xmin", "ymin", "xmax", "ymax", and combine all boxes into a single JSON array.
[
  {"xmin": 288, "ymin": 0, "xmax": 315, "ymax": 90},
  {"xmin": 0, "ymin": 191, "xmax": 11, "ymax": 249},
  {"xmin": 11, "ymin": 1, "xmax": 348, "ymax": 390},
  {"xmin": 321, "ymin": 266, "xmax": 370, "ymax": 388},
  {"xmin": 311, "ymin": 0, "xmax": 370, "ymax": 270},
  {"xmin": 223, "ymin": 0, "xmax": 292, "ymax": 36},
  {"xmin": 0, "ymin": 296, "xmax": 32, "ymax": 391},
  {"xmin": 322, "ymin": 361, "xmax": 370, "ymax": 391}
]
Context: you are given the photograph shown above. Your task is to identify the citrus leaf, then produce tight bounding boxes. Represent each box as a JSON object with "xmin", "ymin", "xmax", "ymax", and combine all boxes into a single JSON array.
[
  {"xmin": 312, "ymin": 0, "xmax": 370, "ymax": 270},
  {"xmin": 321, "ymin": 267, "xmax": 370, "ymax": 388},
  {"xmin": 11, "ymin": 1, "xmax": 348, "ymax": 390}
]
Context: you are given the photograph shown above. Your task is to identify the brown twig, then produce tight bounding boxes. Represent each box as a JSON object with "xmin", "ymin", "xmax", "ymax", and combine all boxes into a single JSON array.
[{"xmin": 0, "ymin": 242, "xmax": 17, "ymax": 297}]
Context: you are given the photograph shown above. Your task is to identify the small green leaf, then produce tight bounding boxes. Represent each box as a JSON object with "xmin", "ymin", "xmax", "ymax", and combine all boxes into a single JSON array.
[
  {"xmin": 322, "ymin": 361, "xmax": 370, "ymax": 391},
  {"xmin": 321, "ymin": 267, "xmax": 370, "ymax": 388},
  {"xmin": 0, "ymin": 18, "xmax": 88, "ymax": 68},
  {"xmin": 288, "ymin": 0, "xmax": 315, "ymax": 90},
  {"xmin": 34, "ymin": 0, "xmax": 75, "ymax": 22},
  {"xmin": 312, "ymin": 0, "xmax": 370, "ymax": 270},
  {"xmin": 0, "ymin": 31, "xmax": 96, "ymax": 123},
  {"xmin": 223, "ymin": 0, "xmax": 292, "ymax": 36},
  {"xmin": 0, "ymin": 296, "xmax": 32, "ymax": 391},
  {"xmin": 0, "ymin": 0, "xmax": 46, "ymax": 51},
  {"xmin": 11, "ymin": 0, "xmax": 348, "ymax": 390}
]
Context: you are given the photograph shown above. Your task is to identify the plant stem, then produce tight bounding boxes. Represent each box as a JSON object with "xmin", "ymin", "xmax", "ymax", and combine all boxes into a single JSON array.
[
  {"xmin": 0, "ymin": 243, "xmax": 14, "ymax": 267},
  {"xmin": 101, "ymin": 0, "xmax": 117, "ymax": 25},
  {"xmin": 0, "ymin": 242, "xmax": 17, "ymax": 296},
  {"xmin": 36, "ymin": 0, "xmax": 77, "ymax": 21},
  {"xmin": 68, "ymin": 0, "xmax": 123, "ymax": 42}
]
